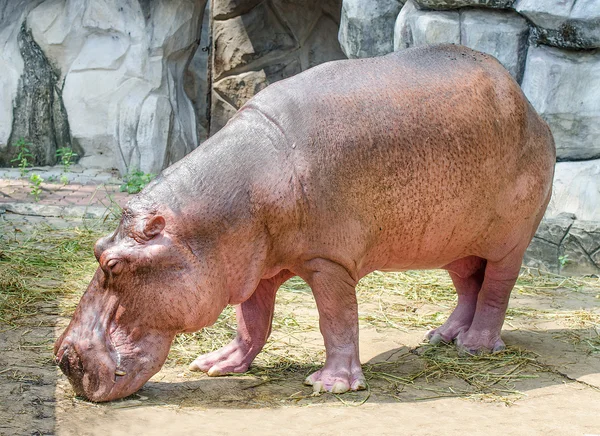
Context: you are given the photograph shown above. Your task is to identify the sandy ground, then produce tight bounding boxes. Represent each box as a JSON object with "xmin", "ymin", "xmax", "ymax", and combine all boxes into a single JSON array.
[{"xmin": 1, "ymin": 214, "xmax": 599, "ymax": 436}]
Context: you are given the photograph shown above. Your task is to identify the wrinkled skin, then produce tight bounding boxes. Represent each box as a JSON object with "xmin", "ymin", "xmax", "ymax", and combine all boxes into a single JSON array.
[{"xmin": 55, "ymin": 45, "xmax": 555, "ymax": 401}]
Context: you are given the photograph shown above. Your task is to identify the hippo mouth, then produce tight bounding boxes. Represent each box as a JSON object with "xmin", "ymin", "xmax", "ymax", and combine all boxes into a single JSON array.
[{"xmin": 54, "ymin": 324, "xmax": 171, "ymax": 402}]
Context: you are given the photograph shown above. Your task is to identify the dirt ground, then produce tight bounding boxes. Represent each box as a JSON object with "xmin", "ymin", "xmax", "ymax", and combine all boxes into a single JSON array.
[{"xmin": 1, "ymin": 213, "xmax": 599, "ymax": 436}]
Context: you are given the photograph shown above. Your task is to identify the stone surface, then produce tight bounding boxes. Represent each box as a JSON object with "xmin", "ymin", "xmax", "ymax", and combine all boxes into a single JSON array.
[
  {"xmin": 0, "ymin": 0, "xmax": 78, "ymax": 167},
  {"xmin": 524, "ymin": 236, "xmax": 560, "ymax": 273},
  {"xmin": 0, "ymin": 0, "xmax": 41, "ymax": 151},
  {"xmin": 395, "ymin": 1, "xmax": 528, "ymax": 82},
  {"xmin": 525, "ymin": 217, "xmax": 600, "ymax": 275},
  {"xmin": 339, "ymin": 0, "xmax": 404, "ymax": 58},
  {"xmin": 460, "ymin": 9, "xmax": 529, "ymax": 83},
  {"xmin": 515, "ymin": 0, "xmax": 600, "ymax": 49},
  {"xmin": 210, "ymin": 0, "xmax": 345, "ymax": 134},
  {"xmin": 212, "ymin": 2, "xmax": 296, "ymax": 81},
  {"xmin": 185, "ymin": 0, "xmax": 211, "ymax": 144},
  {"xmin": 414, "ymin": 0, "xmax": 514, "ymax": 9},
  {"xmin": 545, "ymin": 160, "xmax": 600, "ymax": 222},
  {"xmin": 559, "ymin": 221, "xmax": 600, "ymax": 275},
  {"xmin": 534, "ymin": 214, "xmax": 575, "ymax": 245},
  {"xmin": 19, "ymin": 0, "xmax": 208, "ymax": 174},
  {"xmin": 395, "ymin": 1, "xmax": 459, "ymax": 49},
  {"xmin": 521, "ymin": 44, "xmax": 600, "ymax": 161}
]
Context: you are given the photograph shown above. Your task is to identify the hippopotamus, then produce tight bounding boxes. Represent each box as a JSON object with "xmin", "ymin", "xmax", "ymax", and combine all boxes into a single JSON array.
[{"xmin": 54, "ymin": 44, "xmax": 555, "ymax": 401}]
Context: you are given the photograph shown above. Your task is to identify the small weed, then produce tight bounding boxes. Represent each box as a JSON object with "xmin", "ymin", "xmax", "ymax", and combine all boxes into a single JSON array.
[
  {"xmin": 56, "ymin": 147, "xmax": 77, "ymax": 184},
  {"xmin": 120, "ymin": 169, "xmax": 156, "ymax": 194},
  {"xmin": 29, "ymin": 173, "xmax": 43, "ymax": 202},
  {"xmin": 10, "ymin": 138, "xmax": 33, "ymax": 177},
  {"xmin": 559, "ymin": 255, "xmax": 570, "ymax": 267}
]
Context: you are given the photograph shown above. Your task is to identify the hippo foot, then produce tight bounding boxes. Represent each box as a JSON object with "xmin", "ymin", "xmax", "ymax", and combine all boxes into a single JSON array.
[
  {"xmin": 188, "ymin": 338, "xmax": 258, "ymax": 376},
  {"xmin": 455, "ymin": 331, "xmax": 505, "ymax": 356},
  {"xmin": 303, "ymin": 362, "xmax": 366, "ymax": 394},
  {"xmin": 426, "ymin": 321, "xmax": 471, "ymax": 345}
]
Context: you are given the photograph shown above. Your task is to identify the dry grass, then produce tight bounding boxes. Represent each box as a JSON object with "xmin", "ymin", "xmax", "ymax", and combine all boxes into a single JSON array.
[
  {"xmin": 2, "ymin": 218, "xmax": 599, "ymax": 404},
  {"xmin": 364, "ymin": 344, "xmax": 544, "ymax": 405},
  {"xmin": 0, "ymin": 219, "xmax": 112, "ymax": 326}
]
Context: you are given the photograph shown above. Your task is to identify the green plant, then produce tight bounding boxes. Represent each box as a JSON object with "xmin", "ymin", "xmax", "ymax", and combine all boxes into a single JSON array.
[
  {"xmin": 10, "ymin": 138, "xmax": 34, "ymax": 177},
  {"xmin": 120, "ymin": 169, "xmax": 156, "ymax": 194},
  {"xmin": 29, "ymin": 173, "xmax": 43, "ymax": 202},
  {"xmin": 559, "ymin": 255, "xmax": 570, "ymax": 267},
  {"xmin": 56, "ymin": 147, "xmax": 77, "ymax": 184}
]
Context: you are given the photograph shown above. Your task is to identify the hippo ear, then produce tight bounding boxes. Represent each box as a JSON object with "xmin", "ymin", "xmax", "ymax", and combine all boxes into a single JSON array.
[{"xmin": 143, "ymin": 215, "xmax": 165, "ymax": 239}]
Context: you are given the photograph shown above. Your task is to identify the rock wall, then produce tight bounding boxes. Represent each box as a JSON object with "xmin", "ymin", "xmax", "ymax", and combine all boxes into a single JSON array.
[
  {"xmin": 0, "ymin": 0, "xmax": 207, "ymax": 174},
  {"xmin": 339, "ymin": 0, "xmax": 600, "ymax": 274},
  {"xmin": 208, "ymin": 0, "xmax": 346, "ymax": 134},
  {"xmin": 0, "ymin": 0, "xmax": 345, "ymax": 172}
]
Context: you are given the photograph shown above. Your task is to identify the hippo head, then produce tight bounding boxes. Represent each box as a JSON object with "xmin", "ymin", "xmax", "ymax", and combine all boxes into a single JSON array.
[{"xmin": 54, "ymin": 203, "xmax": 227, "ymax": 401}]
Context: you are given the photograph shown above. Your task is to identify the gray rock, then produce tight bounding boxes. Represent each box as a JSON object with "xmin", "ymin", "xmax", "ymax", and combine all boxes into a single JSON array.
[
  {"xmin": 545, "ymin": 160, "xmax": 600, "ymax": 222},
  {"xmin": 567, "ymin": 220, "xmax": 600, "ymax": 255},
  {"xmin": 210, "ymin": 0, "xmax": 344, "ymax": 134},
  {"xmin": 185, "ymin": 0, "xmax": 211, "ymax": 144},
  {"xmin": 213, "ymin": 0, "xmax": 263, "ymax": 20},
  {"xmin": 534, "ymin": 215, "xmax": 575, "ymax": 245},
  {"xmin": 526, "ymin": 217, "xmax": 600, "ymax": 275},
  {"xmin": 136, "ymin": 95, "xmax": 172, "ymax": 174},
  {"xmin": 460, "ymin": 9, "xmax": 529, "ymax": 83},
  {"xmin": 339, "ymin": 0, "xmax": 404, "ymax": 58},
  {"xmin": 413, "ymin": 0, "xmax": 514, "ymax": 9},
  {"xmin": 559, "ymin": 229, "xmax": 600, "ymax": 275},
  {"xmin": 26, "ymin": 0, "xmax": 207, "ymax": 174},
  {"xmin": 524, "ymin": 236, "xmax": 560, "ymax": 274},
  {"xmin": 212, "ymin": 2, "xmax": 296, "ymax": 80},
  {"xmin": 303, "ymin": 15, "xmax": 347, "ymax": 68},
  {"xmin": 394, "ymin": 0, "xmax": 459, "ymax": 49},
  {"xmin": 521, "ymin": 44, "xmax": 600, "ymax": 161},
  {"xmin": 0, "ymin": 0, "xmax": 42, "ymax": 151},
  {"xmin": 395, "ymin": 2, "xmax": 528, "ymax": 82},
  {"xmin": 515, "ymin": 0, "xmax": 600, "ymax": 49},
  {"xmin": 0, "ymin": 5, "xmax": 79, "ymax": 167}
]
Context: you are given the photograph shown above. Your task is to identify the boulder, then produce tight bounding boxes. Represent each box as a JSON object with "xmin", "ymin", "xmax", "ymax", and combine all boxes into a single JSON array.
[
  {"xmin": 26, "ymin": 0, "xmax": 207, "ymax": 174},
  {"xmin": 461, "ymin": 9, "xmax": 529, "ymax": 83},
  {"xmin": 521, "ymin": 44, "xmax": 600, "ymax": 161},
  {"xmin": 394, "ymin": 1, "xmax": 459, "ymax": 49},
  {"xmin": 185, "ymin": 0, "xmax": 211, "ymax": 144},
  {"xmin": 515, "ymin": 0, "xmax": 600, "ymax": 49},
  {"xmin": 395, "ymin": 1, "xmax": 528, "ymax": 82},
  {"xmin": 525, "ymin": 215, "xmax": 600, "ymax": 275},
  {"xmin": 0, "ymin": 0, "xmax": 78, "ymax": 167},
  {"xmin": 212, "ymin": 2, "xmax": 296, "ymax": 81},
  {"xmin": 413, "ymin": 0, "xmax": 514, "ymax": 9},
  {"xmin": 339, "ymin": 0, "xmax": 404, "ymax": 58},
  {"xmin": 545, "ymin": 160, "xmax": 600, "ymax": 222},
  {"xmin": 559, "ymin": 221, "xmax": 600, "ymax": 275},
  {"xmin": 210, "ymin": 0, "xmax": 344, "ymax": 134}
]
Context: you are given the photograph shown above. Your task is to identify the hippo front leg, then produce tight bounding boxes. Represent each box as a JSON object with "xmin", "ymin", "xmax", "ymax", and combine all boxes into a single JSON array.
[
  {"xmin": 301, "ymin": 259, "xmax": 366, "ymax": 394},
  {"xmin": 189, "ymin": 271, "xmax": 292, "ymax": 376}
]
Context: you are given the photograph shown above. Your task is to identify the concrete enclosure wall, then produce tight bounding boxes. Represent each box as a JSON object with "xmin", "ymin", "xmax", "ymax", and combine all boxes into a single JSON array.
[{"xmin": 0, "ymin": 0, "xmax": 598, "ymax": 273}]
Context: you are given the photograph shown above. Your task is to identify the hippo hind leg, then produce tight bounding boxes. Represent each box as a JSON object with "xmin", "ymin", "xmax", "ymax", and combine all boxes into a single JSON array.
[
  {"xmin": 428, "ymin": 256, "xmax": 487, "ymax": 345},
  {"xmin": 189, "ymin": 271, "xmax": 293, "ymax": 376},
  {"xmin": 455, "ymin": 246, "xmax": 526, "ymax": 355}
]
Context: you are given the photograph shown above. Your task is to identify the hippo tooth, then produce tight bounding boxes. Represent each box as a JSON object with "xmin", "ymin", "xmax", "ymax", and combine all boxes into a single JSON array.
[{"xmin": 114, "ymin": 369, "xmax": 126, "ymax": 376}]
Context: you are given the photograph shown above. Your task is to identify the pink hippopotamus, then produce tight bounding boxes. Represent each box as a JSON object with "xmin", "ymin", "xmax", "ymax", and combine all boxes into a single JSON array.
[{"xmin": 54, "ymin": 44, "xmax": 555, "ymax": 401}]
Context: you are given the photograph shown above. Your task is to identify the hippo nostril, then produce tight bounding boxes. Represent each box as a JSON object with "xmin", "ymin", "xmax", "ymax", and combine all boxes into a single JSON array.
[{"xmin": 57, "ymin": 346, "xmax": 84, "ymax": 380}]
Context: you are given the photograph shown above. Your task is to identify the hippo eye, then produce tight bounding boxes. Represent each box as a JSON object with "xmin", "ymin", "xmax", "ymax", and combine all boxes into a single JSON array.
[{"xmin": 105, "ymin": 258, "xmax": 124, "ymax": 275}]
